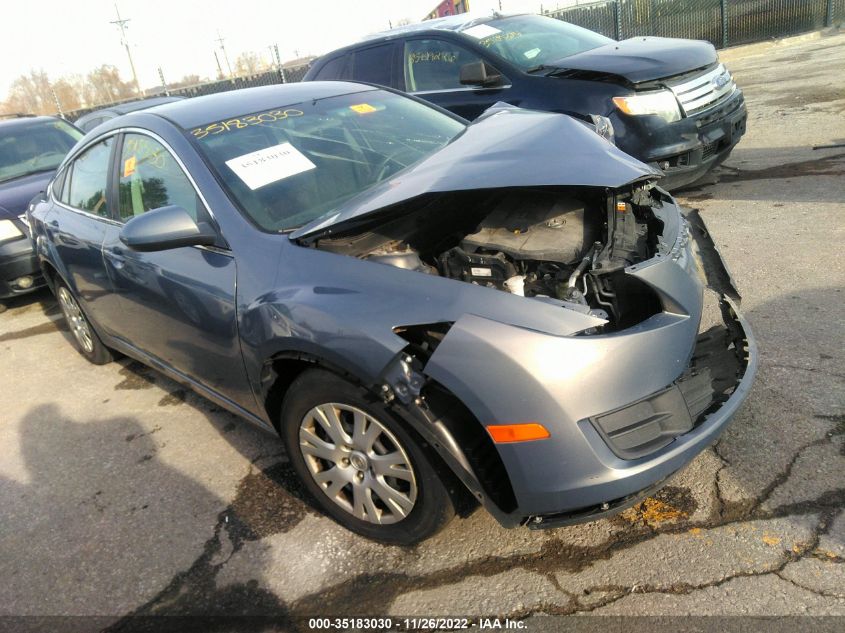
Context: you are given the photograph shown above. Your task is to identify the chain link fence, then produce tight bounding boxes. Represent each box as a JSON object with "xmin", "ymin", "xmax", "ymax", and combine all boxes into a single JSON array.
[
  {"xmin": 546, "ymin": 0, "xmax": 842, "ymax": 49},
  {"xmin": 168, "ymin": 65, "xmax": 310, "ymax": 99},
  {"xmin": 65, "ymin": 65, "xmax": 310, "ymax": 121}
]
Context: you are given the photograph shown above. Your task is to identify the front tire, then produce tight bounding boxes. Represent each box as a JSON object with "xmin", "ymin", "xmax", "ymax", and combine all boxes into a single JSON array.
[
  {"xmin": 280, "ymin": 369, "xmax": 454, "ymax": 544},
  {"xmin": 56, "ymin": 282, "xmax": 113, "ymax": 365}
]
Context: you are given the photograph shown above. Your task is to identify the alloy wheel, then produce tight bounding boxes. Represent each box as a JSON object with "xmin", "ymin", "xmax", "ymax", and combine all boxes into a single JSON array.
[
  {"xmin": 58, "ymin": 286, "xmax": 94, "ymax": 354},
  {"xmin": 298, "ymin": 403, "xmax": 418, "ymax": 525}
]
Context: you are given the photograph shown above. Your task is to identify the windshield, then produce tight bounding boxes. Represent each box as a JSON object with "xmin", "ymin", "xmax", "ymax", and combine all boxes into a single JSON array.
[
  {"xmin": 191, "ymin": 90, "xmax": 465, "ymax": 231},
  {"xmin": 0, "ymin": 119, "xmax": 82, "ymax": 184},
  {"xmin": 459, "ymin": 14, "xmax": 612, "ymax": 70}
]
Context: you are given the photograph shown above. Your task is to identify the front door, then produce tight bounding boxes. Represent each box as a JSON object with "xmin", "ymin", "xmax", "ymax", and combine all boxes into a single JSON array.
[
  {"xmin": 401, "ymin": 38, "xmax": 512, "ymax": 120},
  {"xmin": 102, "ymin": 132, "xmax": 251, "ymax": 407}
]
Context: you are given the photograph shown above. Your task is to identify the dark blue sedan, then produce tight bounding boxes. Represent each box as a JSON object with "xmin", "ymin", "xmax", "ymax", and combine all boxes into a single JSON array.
[
  {"xmin": 29, "ymin": 82, "xmax": 755, "ymax": 543},
  {"xmin": 0, "ymin": 115, "xmax": 82, "ymax": 300}
]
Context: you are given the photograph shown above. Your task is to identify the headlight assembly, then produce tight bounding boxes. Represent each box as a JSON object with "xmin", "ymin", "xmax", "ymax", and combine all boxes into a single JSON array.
[{"xmin": 613, "ymin": 90, "xmax": 682, "ymax": 123}]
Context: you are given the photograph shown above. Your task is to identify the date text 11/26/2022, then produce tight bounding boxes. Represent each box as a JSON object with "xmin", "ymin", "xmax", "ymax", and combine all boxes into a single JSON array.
[{"xmin": 307, "ymin": 617, "xmax": 527, "ymax": 630}]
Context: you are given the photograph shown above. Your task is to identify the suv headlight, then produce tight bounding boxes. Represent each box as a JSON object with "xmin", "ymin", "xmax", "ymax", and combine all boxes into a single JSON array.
[
  {"xmin": 0, "ymin": 219, "xmax": 24, "ymax": 243},
  {"xmin": 613, "ymin": 90, "xmax": 682, "ymax": 123}
]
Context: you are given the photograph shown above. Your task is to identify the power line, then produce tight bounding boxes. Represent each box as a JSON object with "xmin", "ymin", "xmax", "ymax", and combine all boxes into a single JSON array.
[{"xmin": 109, "ymin": 3, "xmax": 143, "ymax": 97}]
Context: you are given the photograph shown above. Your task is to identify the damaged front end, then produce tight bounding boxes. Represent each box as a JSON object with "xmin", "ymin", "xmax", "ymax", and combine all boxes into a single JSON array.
[{"xmin": 290, "ymin": 106, "xmax": 756, "ymax": 528}]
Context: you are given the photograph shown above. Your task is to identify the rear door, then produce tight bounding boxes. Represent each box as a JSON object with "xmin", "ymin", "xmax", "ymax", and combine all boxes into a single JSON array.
[
  {"xmin": 49, "ymin": 136, "xmax": 126, "ymax": 335},
  {"xmin": 101, "ymin": 131, "xmax": 250, "ymax": 404},
  {"xmin": 400, "ymin": 37, "xmax": 513, "ymax": 120},
  {"xmin": 349, "ymin": 42, "xmax": 399, "ymax": 88}
]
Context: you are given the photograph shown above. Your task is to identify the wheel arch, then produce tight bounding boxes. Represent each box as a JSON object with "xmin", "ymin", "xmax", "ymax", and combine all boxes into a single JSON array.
[
  {"xmin": 261, "ymin": 345, "xmax": 519, "ymax": 523},
  {"xmin": 38, "ymin": 258, "xmax": 60, "ymax": 293}
]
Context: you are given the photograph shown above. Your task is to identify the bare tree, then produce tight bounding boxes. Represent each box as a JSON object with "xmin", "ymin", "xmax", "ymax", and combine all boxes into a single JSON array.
[
  {"xmin": 170, "ymin": 74, "xmax": 205, "ymax": 89},
  {"xmin": 234, "ymin": 51, "xmax": 268, "ymax": 76},
  {"xmin": 83, "ymin": 65, "xmax": 136, "ymax": 106},
  {"xmin": 1, "ymin": 70, "xmax": 56, "ymax": 115},
  {"xmin": 52, "ymin": 78, "xmax": 84, "ymax": 112}
]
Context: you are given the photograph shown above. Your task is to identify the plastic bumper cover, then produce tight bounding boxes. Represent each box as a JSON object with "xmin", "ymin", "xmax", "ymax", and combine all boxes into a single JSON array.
[
  {"xmin": 0, "ymin": 235, "xmax": 43, "ymax": 299},
  {"xmin": 615, "ymin": 91, "xmax": 748, "ymax": 190},
  {"xmin": 527, "ymin": 296, "xmax": 755, "ymax": 528}
]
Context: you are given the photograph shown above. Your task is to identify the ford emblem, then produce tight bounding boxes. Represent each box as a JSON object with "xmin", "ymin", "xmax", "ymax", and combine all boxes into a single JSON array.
[{"xmin": 712, "ymin": 73, "xmax": 730, "ymax": 89}]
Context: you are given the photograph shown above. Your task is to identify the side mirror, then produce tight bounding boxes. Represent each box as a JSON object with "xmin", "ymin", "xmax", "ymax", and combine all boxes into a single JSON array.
[
  {"xmin": 119, "ymin": 205, "xmax": 217, "ymax": 252},
  {"xmin": 459, "ymin": 61, "xmax": 505, "ymax": 87}
]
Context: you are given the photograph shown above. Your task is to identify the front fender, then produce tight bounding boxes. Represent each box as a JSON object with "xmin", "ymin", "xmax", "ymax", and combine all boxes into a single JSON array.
[{"xmin": 423, "ymin": 309, "xmax": 701, "ymax": 515}]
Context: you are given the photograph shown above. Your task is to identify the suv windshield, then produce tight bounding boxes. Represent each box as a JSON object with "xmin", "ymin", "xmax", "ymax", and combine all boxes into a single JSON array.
[
  {"xmin": 459, "ymin": 14, "xmax": 612, "ymax": 70},
  {"xmin": 191, "ymin": 90, "xmax": 465, "ymax": 231},
  {"xmin": 0, "ymin": 119, "xmax": 82, "ymax": 184}
]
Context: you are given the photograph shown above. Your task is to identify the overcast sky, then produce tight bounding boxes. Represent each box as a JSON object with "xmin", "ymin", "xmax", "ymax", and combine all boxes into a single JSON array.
[{"xmin": 0, "ymin": 0, "xmax": 567, "ymax": 97}]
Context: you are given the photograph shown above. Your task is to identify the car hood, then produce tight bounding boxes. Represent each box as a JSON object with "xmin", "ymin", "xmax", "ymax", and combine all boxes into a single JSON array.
[
  {"xmin": 548, "ymin": 37, "xmax": 718, "ymax": 84},
  {"xmin": 0, "ymin": 170, "xmax": 54, "ymax": 220},
  {"xmin": 292, "ymin": 105, "xmax": 661, "ymax": 240}
]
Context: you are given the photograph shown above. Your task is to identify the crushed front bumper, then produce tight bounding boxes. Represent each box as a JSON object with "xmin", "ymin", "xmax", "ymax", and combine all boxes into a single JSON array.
[
  {"xmin": 527, "ymin": 295, "xmax": 755, "ymax": 528},
  {"xmin": 425, "ymin": 201, "xmax": 756, "ymax": 527},
  {"xmin": 615, "ymin": 90, "xmax": 748, "ymax": 190}
]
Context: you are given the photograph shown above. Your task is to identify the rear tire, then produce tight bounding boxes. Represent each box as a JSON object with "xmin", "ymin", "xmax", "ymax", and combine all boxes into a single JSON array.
[
  {"xmin": 56, "ymin": 281, "xmax": 113, "ymax": 365},
  {"xmin": 280, "ymin": 369, "xmax": 454, "ymax": 545}
]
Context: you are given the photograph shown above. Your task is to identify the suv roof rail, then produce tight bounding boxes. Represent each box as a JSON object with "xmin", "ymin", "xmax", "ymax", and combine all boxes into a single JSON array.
[{"xmin": 0, "ymin": 113, "xmax": 37, "ymax": 119}]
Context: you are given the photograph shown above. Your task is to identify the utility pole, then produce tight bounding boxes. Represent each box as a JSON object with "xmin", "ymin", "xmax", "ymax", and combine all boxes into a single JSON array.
[
  {"xmin": 110, "ymin": 3, "xmax": 143, "ymax": 98},
  {"xmin": 216, "ymin": 31, "xmax": 234, "ymax": 79},
  {"xmin": 213, "ymin": 50, "xmax": 224, "ymax": 79}
]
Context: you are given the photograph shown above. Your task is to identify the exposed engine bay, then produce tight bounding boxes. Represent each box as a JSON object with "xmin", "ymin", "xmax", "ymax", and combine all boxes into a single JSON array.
[{"xmin": 305, "ymin": 184, "xmax": 668, "ymax": 331}]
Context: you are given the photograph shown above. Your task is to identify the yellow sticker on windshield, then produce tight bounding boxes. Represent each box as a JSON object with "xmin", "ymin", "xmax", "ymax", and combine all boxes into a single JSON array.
[
  {"xmin": 349, "ymin": 103, "xmax": 377, "ymax": 114},
  {"xmin": 123, "ymin": 156, "xmax": 136, "ymax": 178}
]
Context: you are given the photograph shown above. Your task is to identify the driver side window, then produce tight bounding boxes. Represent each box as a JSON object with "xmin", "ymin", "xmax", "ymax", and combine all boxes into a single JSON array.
[
  {"xmin": 118, "ymin": 134, "xmax": 203, "ymax": 223},
  {"xmin": 403, "ymin": 39, "xmax": 484, "ymax": 92}
]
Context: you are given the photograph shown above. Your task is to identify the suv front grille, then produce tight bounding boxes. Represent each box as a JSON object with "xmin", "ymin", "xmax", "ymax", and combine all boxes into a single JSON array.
[{"xmin": 668, "ymin": 63, "xmax": 736, "ymax": 116}]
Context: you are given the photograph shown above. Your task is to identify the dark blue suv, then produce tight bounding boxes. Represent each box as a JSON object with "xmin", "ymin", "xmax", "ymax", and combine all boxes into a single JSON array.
[
  {"xmin": 305, "ymin": 13, "xmax": 747, "ymax": 189},
  {"xmin": 0, "ymin": 114, "xmax": 82, "ymax": 300}
]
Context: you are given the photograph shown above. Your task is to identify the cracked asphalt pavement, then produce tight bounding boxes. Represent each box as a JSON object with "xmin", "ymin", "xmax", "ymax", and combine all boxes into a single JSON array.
[{"xmin": 1, "ymin": 31, "xmax": 843, "ymax": 624}]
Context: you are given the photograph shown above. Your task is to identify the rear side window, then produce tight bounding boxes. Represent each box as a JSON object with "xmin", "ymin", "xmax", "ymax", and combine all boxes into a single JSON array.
[
  {"xmin": 79, "ymin": 116, "xmax": 107, "ymax": 133},
  {"xmin": 351, "ymin": 44, "xmax": 394, "ymax": 87},
  {"xmin": 65, "ymin": 138, "xmax": 112, "ymax": 217},
  {"xmin": 313, "ymin": 56, "xmax": 351, "ymax": 80},
  {"xmin": 403, "ymin": 39, "xmax": 485, "ymax": 92}
]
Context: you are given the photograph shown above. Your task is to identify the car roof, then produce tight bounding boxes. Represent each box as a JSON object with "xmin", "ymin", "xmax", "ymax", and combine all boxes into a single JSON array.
[
  {"xmin": 75, "ymin": 96, "xmax": 185, "ymax": 127},
  {"xmin": 311, "ymin": 12, "xmax": 516, "ymax": 61},
  {"xmin": 144, "ymin": 81, "xmax": 379, "ymax": 129},
  {"xmin": 107, "ymin": 96, "xmax": 185, "ymax": 115},
  {"xmin": 362, "ymin": 12, "xmax": 504, "ymax": 41},
  {"xmin": 0, "ymin": 114, "xmax": 66, "ymax": 130}
]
